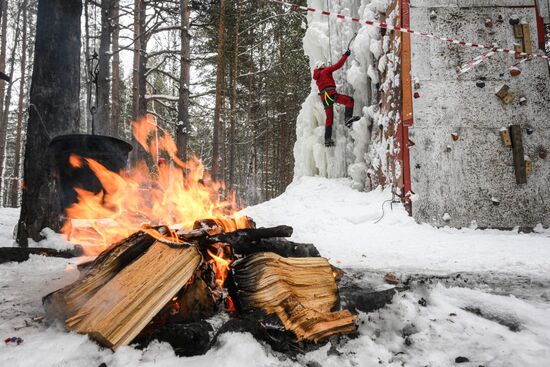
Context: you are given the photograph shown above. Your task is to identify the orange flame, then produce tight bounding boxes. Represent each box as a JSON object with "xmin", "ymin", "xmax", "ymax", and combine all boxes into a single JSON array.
[
  {"xmin": 62, "ymin": 114, "xmax": 249, "ymax": 255},
  {"xmin": 207, "ymin": 247, "xmax": 231, "ymax": 288}
]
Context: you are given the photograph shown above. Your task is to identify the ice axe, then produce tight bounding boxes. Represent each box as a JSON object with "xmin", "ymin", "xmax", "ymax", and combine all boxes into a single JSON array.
[{"xmin": 346, "ymin": 33, "xmax": 358, "ymax": 52}]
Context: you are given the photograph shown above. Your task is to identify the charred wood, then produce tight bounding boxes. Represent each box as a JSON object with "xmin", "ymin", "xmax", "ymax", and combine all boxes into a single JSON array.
[
  {"xmin": 238, "ymin": 238, "xmax": 320, "ymax": 258},
  {"xmin": 212, "ymin": 318, "xmax": 309, "ymax": 356},
  {"xmin": 202, "ymin": 225, "xmax": 320, "ymax": 258},
  {"xmin": 339, "ymin": 286, "xmax": 397, "ymax": 314},
  {"xmin": 141, "ymin": 321, "xmax": 213, "ymax": 357},
  {"xmin": 206, "ymin": 225, "xmax": 293, "ymax": 244},
  {"xmin": 0, "ymin": 246, "xmax": 83, "ymax": 264}
]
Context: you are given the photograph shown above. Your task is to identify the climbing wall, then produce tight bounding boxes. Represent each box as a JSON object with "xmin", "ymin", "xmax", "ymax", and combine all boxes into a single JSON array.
[{"xmin": 409, "ymin": 0, "xmax": 550, "ymax": 228}]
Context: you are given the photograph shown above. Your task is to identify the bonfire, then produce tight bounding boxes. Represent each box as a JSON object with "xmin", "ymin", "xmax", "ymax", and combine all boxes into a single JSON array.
[{"xmin": 43, "ymin": 115, "xmax": 358, "ymax": 356}]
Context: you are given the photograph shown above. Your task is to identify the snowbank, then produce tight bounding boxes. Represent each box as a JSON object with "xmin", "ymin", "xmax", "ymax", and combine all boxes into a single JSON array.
[
  {"xmin": 1, "ymin": 178, "xmax": 550, "ymax": 365},
  {"xmin": 244, "ymin": 176, "xmax": 550, "ymax": 276}
]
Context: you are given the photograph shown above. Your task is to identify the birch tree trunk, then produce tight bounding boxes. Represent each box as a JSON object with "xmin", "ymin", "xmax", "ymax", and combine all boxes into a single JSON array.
[
  {"xmin": 8, "ymin": 0, "xmax": 28, "ymax": 208},
  {"xmin": 0, "ymin": 2, "xmax": 22, "ymax": 201}
]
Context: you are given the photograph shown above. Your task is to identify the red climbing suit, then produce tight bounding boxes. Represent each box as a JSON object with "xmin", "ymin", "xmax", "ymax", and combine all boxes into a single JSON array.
[{"xmin": 313, "ymin": 54, "xmax": 354, "ymax": 130}]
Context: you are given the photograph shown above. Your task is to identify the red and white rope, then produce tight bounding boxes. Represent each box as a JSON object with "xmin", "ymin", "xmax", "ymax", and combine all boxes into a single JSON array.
[{"xmin": 270, "ymin": 0, "xmax": 550, "ymax": 61}]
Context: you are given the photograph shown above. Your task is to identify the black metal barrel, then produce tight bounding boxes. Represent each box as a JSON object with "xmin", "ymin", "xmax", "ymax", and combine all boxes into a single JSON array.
[{"xmin": 49, "ymin": 134, "xmax": 133, "ymax": 210}]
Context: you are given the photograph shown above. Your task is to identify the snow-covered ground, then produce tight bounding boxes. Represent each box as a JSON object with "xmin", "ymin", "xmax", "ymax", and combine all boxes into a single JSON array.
[{"xmin": 1, "ymin": 177, "xmax": 550, "ymax": 366}]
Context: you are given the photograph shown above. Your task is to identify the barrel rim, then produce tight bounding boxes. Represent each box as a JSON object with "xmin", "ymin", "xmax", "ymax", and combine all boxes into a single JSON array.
[{"xmin": 49, "ymin": 134, "xmax": 133, "ymax": 152}]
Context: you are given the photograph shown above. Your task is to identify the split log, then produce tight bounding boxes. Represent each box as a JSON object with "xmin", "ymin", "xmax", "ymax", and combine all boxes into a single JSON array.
[
  {"xmin": 0, "ymin": 246, "xmax": 83, "ymax": 264},
  {"xmin": 43, "ymin": 231, "xmax": 156, "ymax": 319},
  {"xmin": 233, "ymin": 252, "xmax": 357, "ymax": 343},
  {"xmin": 65, "ymin": 242, "xmax": 201, "ymax": 349}
]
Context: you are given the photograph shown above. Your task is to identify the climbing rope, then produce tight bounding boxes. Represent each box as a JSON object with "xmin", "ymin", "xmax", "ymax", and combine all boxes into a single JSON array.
[{"xmin": 326, "ymin": 0, "xmax": 333, "ymax": 64}]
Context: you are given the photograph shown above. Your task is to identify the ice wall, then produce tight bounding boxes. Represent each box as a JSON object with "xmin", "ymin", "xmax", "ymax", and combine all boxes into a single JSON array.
[{"xmin": 294, "ymin": 0, "xmax": 392, "ymax": 190}]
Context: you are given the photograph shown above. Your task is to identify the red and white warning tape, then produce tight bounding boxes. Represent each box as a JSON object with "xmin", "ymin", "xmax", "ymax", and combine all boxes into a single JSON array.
[
  {"xmin": 270, "ymin": 0, "xmax": 550, "ymax": 61},
  {"xmin": 511, "ymin": 55, "xmax": 535, "ymax": 68},
  {"xmin": 457, "ymin": 50, "xmax": 496, "ymax": 76}
]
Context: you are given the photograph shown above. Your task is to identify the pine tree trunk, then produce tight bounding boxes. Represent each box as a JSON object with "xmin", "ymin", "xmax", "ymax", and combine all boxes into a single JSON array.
[
  {"xmin": 211, "ymin": 0, "xmax": 226, "ymax": 181},
  {"xmin": 110, "ymin": 0, "xmax": 120, "ymax": 137},
  {"xmin": 176, "ymin": 0, "xmax": 190, "ymax": 162},
  {"xmin": 228, "ymin": 0, "xmax": 241, "ymax": 191},
  {"xmin": 8, "ymin": 0, "xmax": 28, "ymax": 208},
  {"xmin": 17, "ymin": 0, "xmax": 81, "ymax": 246},
  {"xmin": 131, "ymin": 0, "xmax": 147, "ymax": 163},
  {"xmin": 96, "ymin": 0, "xmax": 112, "ymax": 136},
  {"xmin": 0, "ymin": 2, "xmax": 22, "ymax": 202}
]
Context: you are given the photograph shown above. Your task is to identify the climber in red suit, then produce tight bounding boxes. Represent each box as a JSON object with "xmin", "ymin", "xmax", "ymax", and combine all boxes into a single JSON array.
[{"xmin": 313, "ymin": 50, "xmax": 359, "ymax": 147}]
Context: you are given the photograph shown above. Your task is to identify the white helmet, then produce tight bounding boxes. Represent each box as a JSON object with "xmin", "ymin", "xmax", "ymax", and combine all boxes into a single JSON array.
[{"xmin": 315, "ymin": 60, "xmax": 327, "ymax": 69}]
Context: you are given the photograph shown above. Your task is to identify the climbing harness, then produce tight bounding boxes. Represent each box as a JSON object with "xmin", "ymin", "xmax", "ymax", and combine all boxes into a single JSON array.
[{"xmin": 320, "ymin": 88, "xmax": 336, "ymax": 108}]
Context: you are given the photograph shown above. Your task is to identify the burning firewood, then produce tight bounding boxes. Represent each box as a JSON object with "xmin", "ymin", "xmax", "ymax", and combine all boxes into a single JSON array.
[
  {"xmin": 65, "ymin": 242, "xmax": 201, "ymax": 349},
  {"xmin": 44, "ymin": 220, "xmax": 356, "ymax": 353},
  {"xmin": 232, "ymin": 252, "xmax": 357, "ymax": 343}
]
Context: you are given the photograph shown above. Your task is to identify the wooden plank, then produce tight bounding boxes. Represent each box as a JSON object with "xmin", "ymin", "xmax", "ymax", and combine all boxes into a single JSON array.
[
  {"xmin": 500, "ymin": 128, "xmax": 512, "ymax": 146},
  {"xmin": 233, "ymin": 252, "xmax": 357, "ymax": 343},
  {"xmin": 514, "ymin": 44, "xmax": 524, "ymax": 59},
  {"xmin": 522, "ymin": 24, "xmax": 532, "ymax": 55},
  {"xmin": 509, "ymin": 125, "xmax": 527, "ymax": 184},
  {"xmin": 513, "ymin": 24, "xmax": 524, "ymax": 38},
  {"xmin": 66, "ymin": 242, "xmax": 201, "ymax": 349}
]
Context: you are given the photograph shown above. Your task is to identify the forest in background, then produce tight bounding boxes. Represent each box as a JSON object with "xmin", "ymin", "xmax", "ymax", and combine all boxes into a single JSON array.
[{"xmin": 0, "ymin": 0, "xmax": 309, "ymax": 209}]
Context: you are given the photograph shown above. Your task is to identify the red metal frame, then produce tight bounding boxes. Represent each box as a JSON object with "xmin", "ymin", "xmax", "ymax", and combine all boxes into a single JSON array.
[
  {"xmin": 400, "ymin": 0, "xmax": 413, "ymax": 213},
  {"xmin": 534, "ymin": 1, "xmax": 547, "ymax": 51}
]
